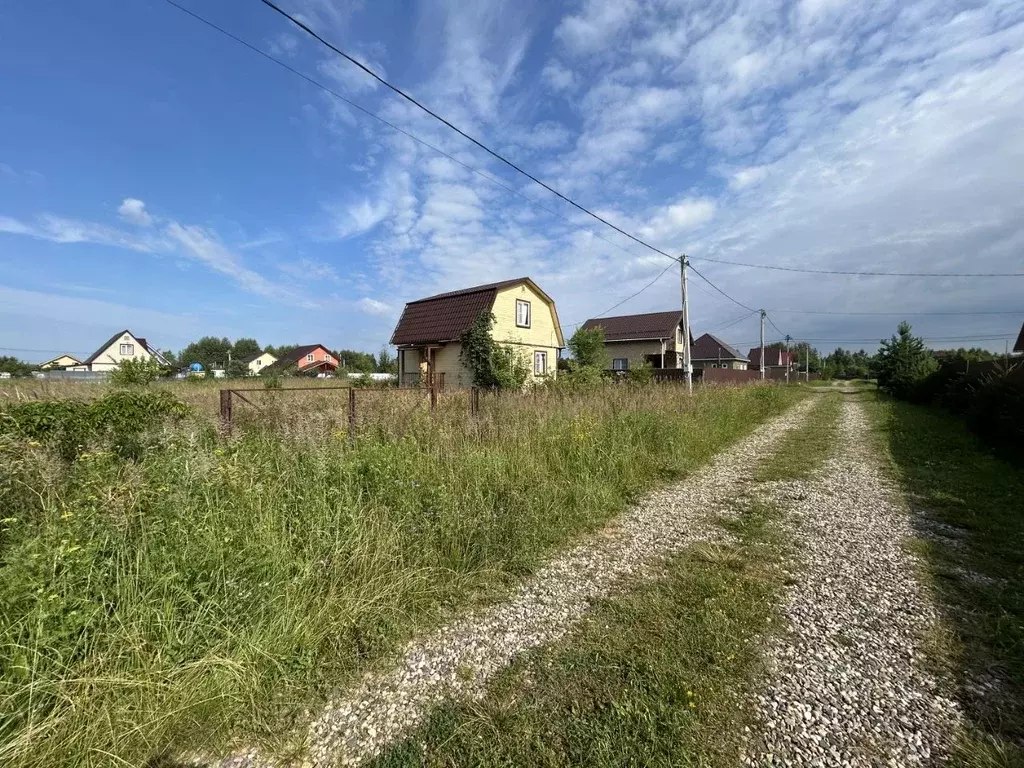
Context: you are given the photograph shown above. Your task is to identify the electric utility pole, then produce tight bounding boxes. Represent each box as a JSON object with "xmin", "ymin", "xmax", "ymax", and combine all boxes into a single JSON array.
[
  {"xmin": 805, "ymin": 346, "xmax": 810, "ymax": 382},
  {"xmin": 759, "ymin": 309, "xmax": 766, "ymax": 381},
  {"xmin": 680, "ymin": 254, "xmax": 693, "ymax": 393},
  {"xmin": 785, "ymin": 335, "xmax": 792, "ymax": 384}
]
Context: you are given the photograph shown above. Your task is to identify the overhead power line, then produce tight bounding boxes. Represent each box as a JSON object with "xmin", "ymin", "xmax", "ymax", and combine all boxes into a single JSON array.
[
  {"xmin": 767, "ymin": 308, "xmax": 1023, "ymax": 316},
  {"xmin": 163, "ymin": 0, "xmax": 678, "ymax": 314},
  {"xmin": 565, "ymin": 261, "xmax": 677, "ymax": 328},
  {"xmin": 697, "ymin": 255, "xmax": 1024, "ymax": 278},
  {"xmin": 687, "ymin": 262, "xmax": 756, "ymax": 312},
  {"xmin": 256, "ymin": 0, "xmax": 682, "ymax": 267}
]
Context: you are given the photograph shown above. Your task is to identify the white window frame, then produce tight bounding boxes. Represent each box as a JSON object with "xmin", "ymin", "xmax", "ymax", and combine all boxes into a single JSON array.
[
  {"xmin": 119, "ymin": 343, "xmax": 134, "ymax": 356},
  {"xmin": 306, "ymin": 353, "xmax": 314, "ymax": 362},
  {"xmin": 534, "ymin": 350, "xmax": 547, "ymax": 376},
  {"xmin": 612, "ymin": 358, "xmax": 629, "ymax": 371},
  {"xmin": 516, "ymin": 299, "xmax": 531, "ymax": 328}
]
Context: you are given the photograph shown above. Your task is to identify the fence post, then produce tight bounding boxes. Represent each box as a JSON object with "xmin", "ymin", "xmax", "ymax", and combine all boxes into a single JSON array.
[
  {"xmin": 219, "ymin": 389, "xmax": 233, "ymax": 435},
  {"xmin": 348, "ymin": 387, "xmax": 356, "ymax": 440},
  {"xmin": 430, "ymin": 377, "xmax": 439, "ymax": 411},
  {"xmin": 469, "ymin": 386, "xmax": 479, "ymax": 416}
]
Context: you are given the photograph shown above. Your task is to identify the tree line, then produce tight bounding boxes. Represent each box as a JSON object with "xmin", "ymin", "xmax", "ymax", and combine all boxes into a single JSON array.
[{"xmin": 163, "ymin": 337, "xmax": 397, "ymax": 376}]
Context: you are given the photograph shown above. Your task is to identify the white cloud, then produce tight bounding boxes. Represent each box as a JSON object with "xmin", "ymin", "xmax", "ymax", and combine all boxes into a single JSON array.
[
  {"xmin": 729, "ymin": 166, "xmax": 770, "ymax": 190},
  {"xmin": 639, "ymin": 198, "xmax": 717, "ymax": 242},
  {"xmin": 555, "ymin": 0, "xmax": 639, "ymax": 55},
  {"xmin": 165, "ymin": 222, "xmax": 287, "ymax": 299},
  {"xmin": 118, "ymin": 198, "xmax": 153, "ymax": 226},
  {"xmin": 356, "ymin": 297, "xmax": 392, "ymax": 316},
  {"xmin": 542, "ymin": 61, "xmax": 576, "ymax": 91}
]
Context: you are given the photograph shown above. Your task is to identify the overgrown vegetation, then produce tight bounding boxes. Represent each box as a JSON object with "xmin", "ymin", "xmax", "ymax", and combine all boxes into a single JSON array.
[
  {"xmin": 0, "ymin": 389, "xmax": 189, "ymax": 461},
  {"xmin": 372, "ymin": 499, "xmax": 791, "ymax": 768},
  {"xmin": 867, "ymin": 394, "xmax": 1024, "ymax": 764},
  {"xmin": 459, "ymin": 311, "xmax": 531, "ymax": 389},
  {"xmin": 108, "ymin": 356, "xmax": 168, "ymax": 386},
  {"xmin": 0, "ymin": 384, "xmax": 800, "ymax": 767}
]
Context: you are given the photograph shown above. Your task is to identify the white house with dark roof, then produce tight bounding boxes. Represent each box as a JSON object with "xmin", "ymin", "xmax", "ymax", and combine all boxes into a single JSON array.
[
  {"xmin": 690, "ymin": 333, "xmax": 749, "ymax": 370},
  {"xmin": 68, "ymin": 330, "xmax": 170, "ymax": 372}
]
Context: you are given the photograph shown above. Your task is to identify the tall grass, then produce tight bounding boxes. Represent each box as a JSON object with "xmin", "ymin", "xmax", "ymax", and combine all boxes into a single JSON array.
[{"xmin": 0, "ymin": 383, "xmax": 801, "ymax": 766}]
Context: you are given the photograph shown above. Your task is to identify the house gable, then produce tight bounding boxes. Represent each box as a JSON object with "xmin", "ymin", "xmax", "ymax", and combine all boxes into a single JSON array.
[
  {"xmin": 81, "ymin": 330, "xmax": 166, "ymax": 371},
  {"xmin": 491, "ymin": 280, "xmax": 565, "ymax": 349}
]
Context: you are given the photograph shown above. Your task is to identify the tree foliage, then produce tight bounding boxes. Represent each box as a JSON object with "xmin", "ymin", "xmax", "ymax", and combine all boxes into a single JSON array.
[
  {"xmin": 231, "ymin": 338, "xmax": 261, "ymax": 361},
  {"xmin": 820, "ymin": 347, "xmax": 875, "ymax": 379},
  {"xmin": 459, "ymin": 312, "xmax": 529, "ymax": 389},
  {"xmin": 567, "ymin": 326, "xmax": 610, "ymax": 370},
  {"xmin": 376, "ymin": 347, "xmax": 398, "ymax": 374},
  {"xmin": 875, "ymin": 322, "xmax": 938, "ymax": 399},
  {"xmin": 179, "ymin": 337, "xmax": 232, "ymax": 370},
  {"xmin": 109, "ymin": 357, "xmax": 166, "ymax": 386},
  {"xmin": 0, "ymin": 356, "xmax": 36, "ymax": 377}
]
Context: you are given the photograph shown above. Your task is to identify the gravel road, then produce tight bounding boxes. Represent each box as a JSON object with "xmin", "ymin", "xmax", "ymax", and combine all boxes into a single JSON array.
[{"xmin": 745, "ymin": 397, "xmax": 962, "ymax": 766}]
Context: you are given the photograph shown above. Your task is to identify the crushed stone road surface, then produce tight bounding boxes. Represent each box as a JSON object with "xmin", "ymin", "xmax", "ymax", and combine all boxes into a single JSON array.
[
  {"xmin": 746, "ymin": 397, "xmax": 961, "ymax": 766},
  {"xmin": 209, "ymin": 397, "xmax": 818, "ymax": 768}
]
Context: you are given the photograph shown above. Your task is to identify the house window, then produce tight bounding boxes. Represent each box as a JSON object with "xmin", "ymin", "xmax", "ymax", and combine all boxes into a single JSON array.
[
  {"xmin": 516, "ymin": 299, "xmax": 531, "ymax": 328},
  {"xmin": 534, "ymin": 351, "xmax": 547, "ymax": 375},
  {"xmin": 306, "ymin": 353, "xmax": 314, "ymax": 362},
  {"xmin": 120, "ymin": 343, "xmax": 134, "ymax": 355},
  {"xmin": 612, "ymin": 358, "xmax": 629, "ymax": 371}
]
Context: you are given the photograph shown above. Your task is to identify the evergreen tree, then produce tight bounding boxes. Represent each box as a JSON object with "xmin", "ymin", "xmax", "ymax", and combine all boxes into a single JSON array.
[{"xmin": 875, "ymin": 322, "xmax": 937, "ymax": 399}]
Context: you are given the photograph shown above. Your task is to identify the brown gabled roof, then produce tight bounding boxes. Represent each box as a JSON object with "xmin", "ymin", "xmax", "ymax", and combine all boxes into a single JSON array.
[
  {"xmin": 748, "ymin": 348, "xmax": 793, "ymax": 367},
  {"xmin": 580, "ymin": 311, "xmax": 688, "ymax": 342},
  {"xmin": 391, "ymin": 277, "xmax": 551, "ymax": 346},
  {"xmin": 262, "ymin": 344, "xmax": 331, "ymax": 372},
  {"xmin": 1014, "ymin": 321, "xmax": 1024, "ymax": 354},
  {"xmin": 692, "ymin": 333, "xmax": 747, "ymax": 362}
]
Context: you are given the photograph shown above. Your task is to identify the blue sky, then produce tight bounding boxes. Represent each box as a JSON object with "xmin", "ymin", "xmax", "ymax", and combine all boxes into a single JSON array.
[{"xmin": 2, "ymin": 0, "xmax": 1022, "ymax": 362}]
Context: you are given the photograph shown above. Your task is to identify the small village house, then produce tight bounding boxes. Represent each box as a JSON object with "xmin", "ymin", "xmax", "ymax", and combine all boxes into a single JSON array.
[
  {"xmin": 748, "ymin": 347, "xmax": 795, "ymax": 373},
  {"xmin": 68, "ymin": 330, "xmax": 170, "ymax": 372},
  {"xmin": 580, "ymin": 311, "xmax": 691, "ymax": 370},
  {"xmin": 239, "ymin": 350, "xmax": 277, "ymax": 375},
  {"xmin": 391, "ymin": 277, "xmax": 564, "ymax": 389},
  {"xmin": 261, "ymin": 345, "xmax": 337, "ymax": 376},
  {"xmin": 39, "ymin": 353, "xmax": 81, "ymax": 370},
  {"xmin": 690, "ymin": 333, "xmax": 749, "ymax": 370}
]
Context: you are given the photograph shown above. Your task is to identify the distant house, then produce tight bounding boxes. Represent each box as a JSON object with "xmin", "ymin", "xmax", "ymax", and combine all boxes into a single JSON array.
[
  {"xmin": 239, "ymin": 350, "xmax": 277, "ymax": 375},
  {"xmin": 39, "ymin": 353, "xmax": 81, "ymax": 370},
  {"xmin": 691, "ymin": 333, "xmax": 749, "ymax": 370},
  {"xmin": 391, "ymin": 277, "xmax": 564, "ymax": 388},
  {"xmin": 68, "ymin": 330, "xmax": 170, "ymax": 372},
  {"xmin": 747, "ymin": 347, "xmax": 795, "ymax": 372},
  {"xmin": 261, "ymin": 344, "xmax": 338, "ymax": 376},
  {"xmin": 1014, "ymin": 320, "xmax": 1024, "ymax": 355},
  {"xmin": 580, "ymin": 311, "xmax": 693, "ymax": 370}
]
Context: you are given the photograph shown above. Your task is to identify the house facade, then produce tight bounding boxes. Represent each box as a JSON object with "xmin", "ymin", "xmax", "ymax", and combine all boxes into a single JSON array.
[
  {"xmin": 391, "ymin": 277, "xmax": 564, "ymax": 389},
  {"xmin": 262, "ymin": 345, "xmax": 337, "ymax": 376},
  {"xmin": 240, "ymin": 351, "xmax": 277, "ymax": 375},
  {"xmin": 690, "ymin": 333, "xmax": 749, "ymax": 370},
  {"xmin": 69, "ymin": 330, "xmax": 170, "ymax": 372},
  {"xmin": 40, "ymin": 354, "xmax": 81, "ymax": 370},
  {"xmin": 747, "ymin": 347, "xmax": 795, "ymax": 372},
  {"xmin": 580, "ymin": 311, "xmax": 691, "ymax": 370}
]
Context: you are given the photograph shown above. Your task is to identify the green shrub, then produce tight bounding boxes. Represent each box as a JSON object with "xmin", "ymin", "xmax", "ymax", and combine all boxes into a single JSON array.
[
  {"xmin": 625, "ymin": 360, "xmax": 654, "ymax": 386},
  {"xmin": 0, "ymin": 390, "xmax": 189, "ymax": 461},
  {"xmin": 108, "ymin": 357, "xmax": 166, "ymax": 386}
]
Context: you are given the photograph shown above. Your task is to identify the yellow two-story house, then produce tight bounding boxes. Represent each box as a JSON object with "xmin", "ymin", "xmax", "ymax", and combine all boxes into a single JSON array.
[{"xmin": 391, "ymin": 277, "xmax": 564, "ymax": 388}]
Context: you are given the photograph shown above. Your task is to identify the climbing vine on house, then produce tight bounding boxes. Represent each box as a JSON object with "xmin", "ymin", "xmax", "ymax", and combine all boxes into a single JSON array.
[{"xmin": 459, "ymin": 312, "xmax": 530, "ymax": 389}]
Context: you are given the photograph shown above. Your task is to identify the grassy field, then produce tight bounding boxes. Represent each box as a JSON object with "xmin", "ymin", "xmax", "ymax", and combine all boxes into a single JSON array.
[
  {"xmin": 371, "ymin": 391, "xmax": 842, "ymax": 767},
  {"xmin": 0, "ymin": 382, "xmax": 802, "ymax": 767},
  {"xmin": 866, "ymin": 395, "xmax": 1024, "ymax": 765}
]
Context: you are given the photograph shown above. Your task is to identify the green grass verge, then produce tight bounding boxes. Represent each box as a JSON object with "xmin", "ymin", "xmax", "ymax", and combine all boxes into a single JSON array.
[
  {"xmin": 0, "ymin": 385, "xmax": 803, "ymax": 767},
  {"xmin": 755, "ymin": 392, "xmax": 842, "ymax": 482},
  {"xmin": 370, "ymin": 499, "xmax": 789, "ymax": 768},
  {"xmin": 865, "ymin": 394, "xmax": 1024, "ymax": 765}
]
